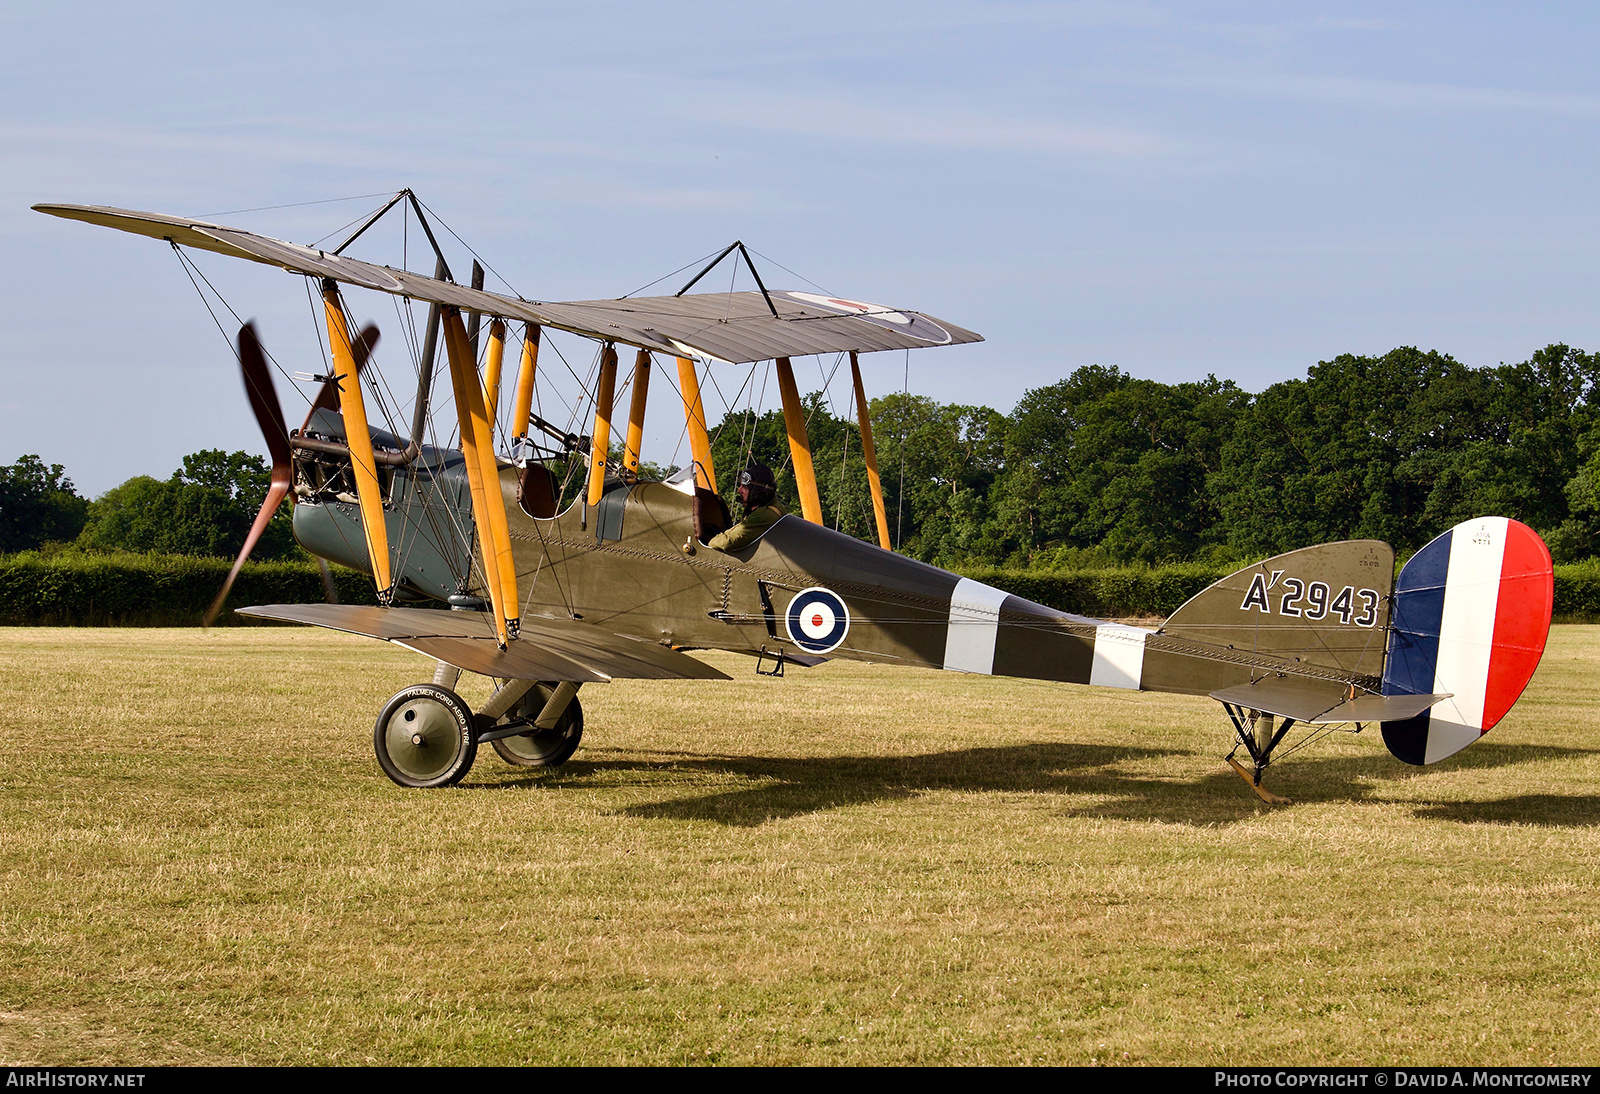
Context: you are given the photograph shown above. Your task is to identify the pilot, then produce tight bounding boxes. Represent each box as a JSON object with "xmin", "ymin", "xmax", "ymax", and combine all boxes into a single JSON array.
[{"xmin": 707, "ymin": 463, "xmax": 788, "ymax": 552}]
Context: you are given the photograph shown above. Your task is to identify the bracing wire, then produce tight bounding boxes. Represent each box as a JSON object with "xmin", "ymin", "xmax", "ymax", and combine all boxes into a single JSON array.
[
  {"xmin": 413, "ymin": 196, "xmax": 520, "ymax": 300},
  {"xmin": 618, "ymin": 245, "xmax": 728, "ymax": 300},
  {"xmin": 169, "ymin": 243, "xmax": 305, "ymax": 400},
  {"xmin": 198, "ymin": 192, "xmax": 398, "ymax": 219},
  {"xmin": 745, "ymin": 246, "xmax": 834, "ymax": 297}
]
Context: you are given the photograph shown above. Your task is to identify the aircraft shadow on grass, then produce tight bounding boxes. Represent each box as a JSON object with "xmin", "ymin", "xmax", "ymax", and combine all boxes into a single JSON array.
[{"xmin": 478, "ymin": 739, "xmax": 1600, "ymax": 828}]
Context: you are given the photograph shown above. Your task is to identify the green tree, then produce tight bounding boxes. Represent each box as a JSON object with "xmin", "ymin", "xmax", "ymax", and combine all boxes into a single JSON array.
[
  {"xmin": 1213, "ymin": 349, "xmax": 1473, "ymax": 556},
  {"xmin": 175, "ymin": 448, "xmax": 299, "ymax": 558},
  {"xmin": 77, "ymin": 476, "xmax": 248, "ymax": 556},
  {"xmin": 984, "ymin": 367, "xmax": 1244, "ymax": 565},
  {"xmin": 75, "ymin": 449, "xmax": 303, "ymax": 559},
  {"xmin": 1214, "ymin": 345, "xmax": 1600, "ymax": 559},
  {"xmin": 0, "ymin": 455, "xmax": 89, "ymax": 552}
]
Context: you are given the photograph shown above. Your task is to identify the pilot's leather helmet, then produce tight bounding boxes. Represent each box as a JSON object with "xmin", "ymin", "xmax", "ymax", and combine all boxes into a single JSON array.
[{"xmin": 738, "ymin": 463, "xmax": 777, "ymax": 508}]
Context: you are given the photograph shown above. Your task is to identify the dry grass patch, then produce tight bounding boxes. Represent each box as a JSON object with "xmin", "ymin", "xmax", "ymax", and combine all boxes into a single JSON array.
[{"xmin": 1, "ymin": 626, "xmax": 1597, "ymax": 1065}]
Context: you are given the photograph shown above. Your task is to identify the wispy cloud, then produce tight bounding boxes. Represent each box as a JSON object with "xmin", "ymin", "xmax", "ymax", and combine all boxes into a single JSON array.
[
  {"xmin": 675, "ymin": 91, "xmax": 1176, "ymax": 158},
  {"xmin": 1105, "ymin": 69, "xmax": 1600, "ymax": 118}
]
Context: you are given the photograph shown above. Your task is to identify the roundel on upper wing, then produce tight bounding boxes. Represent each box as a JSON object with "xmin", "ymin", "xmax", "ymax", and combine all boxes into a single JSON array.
[
  {"xmin": 780, "ymin": 291, "xmax": 953, "ymax": 345},
  {"xmin": 785, "ymin": 586, "xmax": 850, "ymax": 654}
]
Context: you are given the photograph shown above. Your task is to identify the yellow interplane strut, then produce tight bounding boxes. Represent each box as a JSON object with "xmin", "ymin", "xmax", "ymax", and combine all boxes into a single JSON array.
[
  {"xmin": 587, "ymin": 344, "xmax": 618, "ymax": 507},
  {"xmin": 624, "ymin": 349, "xmax": 651, "ymax": 475},
  {"xmin": 676, "ymin": 356, "xmax": 717, "ymax": 492},
  {"xmin": 510, "ymin": 325, "xmax": 540, "ymax": 443},
  {"xmin": 441, "ymin": 308, "xmax": 519, "ymax": 646},
  {"xmin": 850, "ymin": 352, "xmax": 892, "ymax": 550},
  {"xmin": 774, "ymin": 356, "xmax": 822, "ymax": 524},
  {"xmin": 321, "ymin": 282, "xmax": 392, "ymax": 597},
  {"xmin": 482, "ymin": 318, "xmax": 507, "ymax": 432}
]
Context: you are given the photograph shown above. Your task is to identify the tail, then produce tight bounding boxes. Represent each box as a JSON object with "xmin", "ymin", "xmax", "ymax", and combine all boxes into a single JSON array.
[
  {"xmin": 1142, "ymin": 538, "xmax": 1396, "ymax": 700},
  {"xmin": 1380, "ymin": 517, "xmax": 1553, "ymax": 765}
]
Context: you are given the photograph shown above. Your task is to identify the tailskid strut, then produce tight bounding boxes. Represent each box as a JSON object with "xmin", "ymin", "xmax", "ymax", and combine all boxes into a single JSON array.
[{"xmin": 1221, "ymin": 701, "xmax": 1296, "ymax": 805}]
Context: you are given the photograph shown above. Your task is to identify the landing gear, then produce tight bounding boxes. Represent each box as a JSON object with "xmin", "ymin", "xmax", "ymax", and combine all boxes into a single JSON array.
[
  {"xmin": 374, "ymin": 683, "xmax": 479, "ymax": 788},
  {"xmin": 489, "ymin": 683, "xmax": 584, "ymax": 768},
  {"xmin": 1221, "ymin": 702, "xmax": 1296, "ymax": 805}
]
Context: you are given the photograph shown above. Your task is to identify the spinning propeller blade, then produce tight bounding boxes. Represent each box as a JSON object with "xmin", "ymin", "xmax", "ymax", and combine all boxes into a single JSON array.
[
  {"xmin": 203, "ymin": 323, "xmax": 294, "ymax": 627},
  {"xmin": 206, "ymin": 322, "xmax": 381, "ymax": 625}
]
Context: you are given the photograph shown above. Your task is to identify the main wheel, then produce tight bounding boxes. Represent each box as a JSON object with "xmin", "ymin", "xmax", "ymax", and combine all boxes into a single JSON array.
[
  {"xmin": 490, "ymin": 684, "xmax": 584, "ymax": 768},
  {"xmin": 373, "ymin": 683, "xmax": 478, "ymax": 788}
]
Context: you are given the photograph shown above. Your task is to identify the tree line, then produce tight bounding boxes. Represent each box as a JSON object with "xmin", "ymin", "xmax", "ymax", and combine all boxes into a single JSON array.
[
  {"xmin": 0, "ymin": 450, "xmax": 295, "ymax": 559},
  {"xmin": 709, "ymin": 343, "xmax": 1600, "ymax": 567},
  {"xmin": 6, "ymin": 343, "xmax": 1600, "ymax": 568}
]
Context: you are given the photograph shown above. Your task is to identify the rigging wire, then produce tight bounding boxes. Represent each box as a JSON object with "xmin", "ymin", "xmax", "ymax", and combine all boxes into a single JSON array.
[
  {"xmin": 618, "ymin": 245, "xmax": 728, "ymax": 300},
  {"xmin": 302, "ymin": 276, "xmax": 333, "ymax": 381},
  {"xmin": 198, "ymin": 192, "xmax": 398, "ymax": 218},
  {"xmin": 169, "ymin": 244, "xmax": 304, "ymax": 400},
  {"xmin": 413, "ymin": 196, "xmax": 520, "ymax": 300},
  {"xmin": 837, "ymin": 372, "xmax": 853, "ymax": 531},
  {"xmin": 309, "ymin": 196, "xmax": 397, "ymax": 250},
  {"xmin": 745, "ymin": 246, "xmax": 834, "ymax": 297},
  {"xmin": 896, "ymin": 349, "xmax": 908, "ymax": 550}
]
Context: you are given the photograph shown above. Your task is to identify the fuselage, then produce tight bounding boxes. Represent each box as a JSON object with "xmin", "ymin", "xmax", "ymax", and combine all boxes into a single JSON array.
[
  {"xmin": 288, "ymin": 413, "xmax": 1157, "ymax": 690},
  {"xmin": 289, "ymin": 421, "xmax": 1372, "ymax": 701}
]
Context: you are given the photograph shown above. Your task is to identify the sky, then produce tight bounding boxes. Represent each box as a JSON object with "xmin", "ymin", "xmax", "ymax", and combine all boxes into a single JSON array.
[{"xmin": 4, "ymin": 1, "xmax": 1600, "ymax": 495}]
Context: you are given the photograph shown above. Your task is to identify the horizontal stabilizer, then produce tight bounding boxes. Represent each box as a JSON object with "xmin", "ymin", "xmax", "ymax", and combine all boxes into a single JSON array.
[
  {"xmin": 236, "ymin": 603, "xmax": 729, "ymax": 681},
  {"xmin": 1211, "ymin": 679, "xmax": 1450, "ymax": 725}
]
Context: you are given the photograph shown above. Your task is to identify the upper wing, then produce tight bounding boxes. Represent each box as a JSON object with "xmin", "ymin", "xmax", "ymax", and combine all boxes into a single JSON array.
[
  {"xmin": 236, "ymin": 603, "xmax": 729, "ymax": 681},
  {"xmin": 33, "ymin": 203, "xmax": 982, "ymax": 364}
]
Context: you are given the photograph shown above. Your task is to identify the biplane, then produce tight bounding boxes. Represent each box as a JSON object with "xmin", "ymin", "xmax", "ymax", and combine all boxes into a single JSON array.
[{"xmin": 36, "ymin": 193, "xmax": 1556, "ymax": 802}]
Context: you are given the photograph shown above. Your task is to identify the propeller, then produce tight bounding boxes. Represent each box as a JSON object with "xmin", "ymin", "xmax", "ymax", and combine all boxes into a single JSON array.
[{"xmin": 204, "ymin": 320, "xmax": 379, "ymax": 626}]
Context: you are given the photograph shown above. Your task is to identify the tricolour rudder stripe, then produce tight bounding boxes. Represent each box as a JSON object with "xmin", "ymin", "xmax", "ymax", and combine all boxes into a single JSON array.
[
  {"xmin": 1483, "ymin": 519, "xmax": 1554, "ymax": 728},
  {"xmin": 1430, "ymin": 516, "xmax": 1509, "ymax": 735},
  {"xmin": 1382, "ymin": 517, "xmax": 1553, "ymax": 765},
  {"xmin": 1382, "ymin": 527, "xmax": 1451, "ymax": 699}
]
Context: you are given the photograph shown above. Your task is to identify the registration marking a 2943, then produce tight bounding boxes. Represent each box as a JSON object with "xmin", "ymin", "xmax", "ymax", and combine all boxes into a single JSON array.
[{"xmin": 1238, "ymin": 570, "xmax": 1379, "ymax": 628}]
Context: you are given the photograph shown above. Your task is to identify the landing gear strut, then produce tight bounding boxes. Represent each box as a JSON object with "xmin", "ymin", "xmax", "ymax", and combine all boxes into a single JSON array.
[
  {"xmin": 373, "ymin": 677, "xmax": 586, "ymax": 788},
  {"xmin": 486, "ymin": 682, "xmax": 584, "ymax": 768}
]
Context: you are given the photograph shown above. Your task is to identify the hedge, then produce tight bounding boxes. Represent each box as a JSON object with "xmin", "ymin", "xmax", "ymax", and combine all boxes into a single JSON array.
[
  {"xmin": 3, "ymin": 553, "xmax": 1599, "ymax": 626},
  {"xmin": 0, "ymin": 553, "xmax": 374, "ymax": 626}
]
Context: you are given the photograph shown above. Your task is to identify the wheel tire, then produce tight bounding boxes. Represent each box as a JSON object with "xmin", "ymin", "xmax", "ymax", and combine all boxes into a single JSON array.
[
  {"xmin": 490, "ymin": 684, "xmax": 584, "ymax": 768},
  {"xmin": 373, "ymin": 683, "xmax": 479, "ymax": 788}
]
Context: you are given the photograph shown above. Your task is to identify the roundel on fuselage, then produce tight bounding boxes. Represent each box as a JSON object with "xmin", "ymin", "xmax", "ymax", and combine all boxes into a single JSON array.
[{"xmin": 785, "ymin": 587, "xmax": 850, "ymax": 654}]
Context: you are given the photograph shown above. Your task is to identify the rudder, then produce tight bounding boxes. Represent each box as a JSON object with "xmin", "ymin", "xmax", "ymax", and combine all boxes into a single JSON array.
[{"xmin": 1381, "ymin": 516, "xmax": 1553, "ymax": 764}]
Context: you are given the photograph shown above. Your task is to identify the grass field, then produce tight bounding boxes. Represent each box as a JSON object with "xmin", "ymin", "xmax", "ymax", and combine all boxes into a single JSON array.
[{"xmin": 2, "ymin": 625, "xmax": 1597, "ymax": 1065}]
